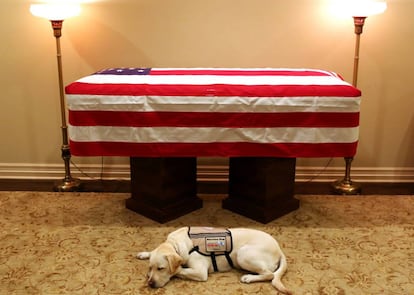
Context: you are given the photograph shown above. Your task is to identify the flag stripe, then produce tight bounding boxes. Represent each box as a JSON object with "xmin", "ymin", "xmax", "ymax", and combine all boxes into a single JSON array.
[
  {"xmin": 68, "ymin": 141, "xmax": 358, "ymax": 158},
  {"xmin": 66, "ymin": 82, "xmax": 358, "ymax": 97},
  {"xmin": 68, "ymin": 126, "xmax": 359, "ymax": 144},
  {"xmin": 69, "ymin": 111, "xmax": 359, "ymax": 128},
  {"xmin": 66, "ymin": 95, "xmax": 361, "ymax": 113},
  {"xmin": 94, "ymin": 67, "xmax": 341, "ymax": 77},
  {"xmin": 148, "ymin": 68, "xmax": 337, "ymax": 76}
]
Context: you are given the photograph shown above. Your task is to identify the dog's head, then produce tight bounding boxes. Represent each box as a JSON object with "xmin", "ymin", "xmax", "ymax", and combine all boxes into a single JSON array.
[{"xmin": 146, "ymin": 242, "xmax": 183, "ymax": 288}]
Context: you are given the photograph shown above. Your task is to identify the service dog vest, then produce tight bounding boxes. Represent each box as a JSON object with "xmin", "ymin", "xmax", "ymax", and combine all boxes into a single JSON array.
[{"xmin": 188, "ymin": 227, "xmax": 233, "ymax": 272}]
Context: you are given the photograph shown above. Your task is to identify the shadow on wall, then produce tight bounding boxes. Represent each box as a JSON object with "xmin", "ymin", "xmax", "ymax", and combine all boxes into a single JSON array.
[{"xmin": 66, "ymin": 13, "xmax": 151, "ymax": 69}]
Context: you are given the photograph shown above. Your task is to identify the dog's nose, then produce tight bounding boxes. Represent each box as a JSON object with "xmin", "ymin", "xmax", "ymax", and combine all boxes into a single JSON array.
[{"xmin": 148, "ymin": 279, "xmax": 156, "ymax": 288}]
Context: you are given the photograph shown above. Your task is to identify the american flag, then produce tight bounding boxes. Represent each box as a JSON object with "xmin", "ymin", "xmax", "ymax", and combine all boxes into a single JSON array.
[{"xmin": 65, "ymin": 68, "xmax": 361, "ymax": 157}]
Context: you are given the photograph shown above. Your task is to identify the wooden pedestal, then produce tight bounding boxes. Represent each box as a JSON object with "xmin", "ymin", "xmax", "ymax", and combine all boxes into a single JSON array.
[
  {"xmin": 223, "ymin": 157, "xmax": 299, "ymax": 223},
  {"xmin": 126, "ymin": 157, "xmax": 202, "ymax": 223}
]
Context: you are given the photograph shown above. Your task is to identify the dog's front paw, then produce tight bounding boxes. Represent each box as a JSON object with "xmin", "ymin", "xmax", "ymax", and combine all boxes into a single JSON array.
[
  {"xmin": 136, "ymin": 251, "xmax": 150, "ymax": 260},
  {"xmin": 240, "ymin": 274, "xmax": 255, "ymax": 284}
]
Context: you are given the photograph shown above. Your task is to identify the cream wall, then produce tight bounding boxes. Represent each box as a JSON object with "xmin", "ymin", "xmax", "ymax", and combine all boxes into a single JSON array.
[{"xmin": 1, "ymin": 0, "xmax": 413, "ymax": 182}]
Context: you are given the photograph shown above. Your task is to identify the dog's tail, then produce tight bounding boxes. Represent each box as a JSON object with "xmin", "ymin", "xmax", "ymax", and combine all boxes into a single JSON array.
[{"xmin": 272, "ymin": 252, "xmax": 292, "ymax": 295}]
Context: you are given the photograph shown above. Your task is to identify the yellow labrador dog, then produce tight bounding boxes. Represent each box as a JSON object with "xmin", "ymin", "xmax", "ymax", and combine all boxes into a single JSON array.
[{"xmin": 137, "ymin": 227, "xmax": 291, "ymax": 294}]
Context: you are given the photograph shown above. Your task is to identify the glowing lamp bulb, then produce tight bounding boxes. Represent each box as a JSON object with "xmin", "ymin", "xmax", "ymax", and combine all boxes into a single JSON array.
[
  {"xmin": 351, "ymin": 1, "xmax": 387, "ymax": 17},
  {"xmin": 330, "ymin": 0, "xmax": 387, "ymax": 18},
  {"xmin": 30, "ymin": 3, "xmax": 81, "ymax": 21}
]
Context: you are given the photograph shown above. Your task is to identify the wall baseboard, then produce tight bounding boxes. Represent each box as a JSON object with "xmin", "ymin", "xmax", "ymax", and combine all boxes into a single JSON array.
[
  {"xmin": 0, "ymin": 163, "xmax": 413, "ymax": 183},
  {"xmin": 294, "ymin": 166, "xmax": 414, "ymax": 183}
]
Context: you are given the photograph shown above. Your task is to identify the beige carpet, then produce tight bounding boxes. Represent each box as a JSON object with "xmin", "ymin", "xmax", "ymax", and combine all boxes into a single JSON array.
[{"xmin": 0, "ymin": 192, "xmax": 413, "ymax": 294}]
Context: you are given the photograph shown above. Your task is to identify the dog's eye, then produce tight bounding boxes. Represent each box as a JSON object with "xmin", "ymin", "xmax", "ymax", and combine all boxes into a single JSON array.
[{"xmin": 157, "ymin": 267, "xmax": 165, "ymax": 271}]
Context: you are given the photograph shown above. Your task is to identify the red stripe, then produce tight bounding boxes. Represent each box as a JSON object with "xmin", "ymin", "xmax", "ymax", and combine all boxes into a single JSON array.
[
  {"xmin": 66, "ymin": 83, "xmax": 361, "ymax": 97},
  {"xmin": 69, "ymin": 111, "xmax": 359, "ymax": 128},
  {"xmin": 149, "ymin": 69, "xmax": 334, "ymax": 76},
  {"xmin": 69, "ymin": 141, "xmax": 358, "ymax": 157}
]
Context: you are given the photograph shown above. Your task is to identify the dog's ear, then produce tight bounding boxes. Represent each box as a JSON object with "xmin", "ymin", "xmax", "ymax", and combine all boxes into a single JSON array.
[{"xmin": 166, "ymin": 253, "xmax": 183, "ymax": 274}]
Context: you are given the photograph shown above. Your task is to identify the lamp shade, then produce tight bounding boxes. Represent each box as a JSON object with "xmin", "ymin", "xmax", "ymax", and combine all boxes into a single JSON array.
[
  {"xmin": 331, "ymin": 0, "xmax": 387, "ymax": 18},
  {"xmin": 30, "ymin": 3, "xmax": 81, "ymax": 21},
  {"xmin": 351, "ymin": 1, "xmax": 387, "ymax": 17}
]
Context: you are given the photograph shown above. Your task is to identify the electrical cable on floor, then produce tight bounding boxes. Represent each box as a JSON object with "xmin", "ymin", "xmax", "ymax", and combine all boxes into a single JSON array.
[
  {"xmin": 305, "ymin": 157, "xmax": 333, "ymax": 183},
  {"xmin": 70, "ymin": 157, "xmax": 105, "ymax": 181},
  {"xmin": 100, "ymin": 156, "xmax": 104, "ymax": 180}
]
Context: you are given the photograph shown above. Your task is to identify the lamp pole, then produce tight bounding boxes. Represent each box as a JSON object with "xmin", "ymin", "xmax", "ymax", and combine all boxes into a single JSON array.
[
  {"xmin": 31, "ymin": 4, "xmax": 82, "ymax": 192},
  {"xmin": 352, "ymin": 16, "xmax": 366, "ymax": 87},
  {"xmin": 332, "ymin": 16, "xmax": 366, "ymax": 195},
  {"xmin": 51, "ymin": 20, "xmax": 82, "ymax": 192},
  {"xmin": 331, "ymin": 0, "xmax": 389, "ymax": 194}
]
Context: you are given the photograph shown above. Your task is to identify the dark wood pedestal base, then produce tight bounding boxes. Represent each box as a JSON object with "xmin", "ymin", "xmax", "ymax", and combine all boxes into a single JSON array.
[
  {"xmin": 223, "ymin": 157, "xmax": 299, "ymax": 223},
  {"xmin": 126, "ymin": 157, "xmax": 298, "ymax": 224},
  {"xmin": 126, "ymin": 157, "xmax": 202, "ymax": 223}
]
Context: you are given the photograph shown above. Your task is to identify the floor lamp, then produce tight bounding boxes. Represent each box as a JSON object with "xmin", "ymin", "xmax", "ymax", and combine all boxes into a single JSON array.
[
  {"xmin": 331, "ymin": 1, "xmax": 387, "ymax": 194},
  {"xmin": 30, "ymin": 3, "xmax": 82, "ymax": 192}
]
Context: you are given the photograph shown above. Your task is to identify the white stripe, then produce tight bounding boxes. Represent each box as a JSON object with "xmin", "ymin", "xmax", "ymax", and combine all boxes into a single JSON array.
[
  {"xmin": 68, "ymin": 126, "xmax": 359, "ymax": 144},
  {"xmin": 75, "ymin": 74, "xmax": 351, "ymax": 86},
  {"xmin": 66, "ymin": 95, "xmax": 360, "ymax": 113},
  {"xmin": 154, "ymin": 67, "xmax": 336, "ymax": 75}
]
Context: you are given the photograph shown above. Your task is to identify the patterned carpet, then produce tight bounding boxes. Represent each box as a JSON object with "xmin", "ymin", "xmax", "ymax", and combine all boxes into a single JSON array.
[{"xmin": 0, "ymin": 191, "xmax": 413, "ymax": 294}]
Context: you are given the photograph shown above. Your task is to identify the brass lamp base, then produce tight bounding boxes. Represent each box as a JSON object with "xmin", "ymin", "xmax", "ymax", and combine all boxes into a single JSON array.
[
  {"xmin": 54, "ymin": 177, "xmax": 82, "ymax": 192},
  {"xmin": 331, "ymin": 179, "xmax": 361, "ymax": 195}
]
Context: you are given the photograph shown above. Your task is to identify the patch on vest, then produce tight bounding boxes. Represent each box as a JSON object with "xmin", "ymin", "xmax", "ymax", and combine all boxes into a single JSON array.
[{"xmin": 188, "ymin": 227, "xmax": 233, "ymax": 256}]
